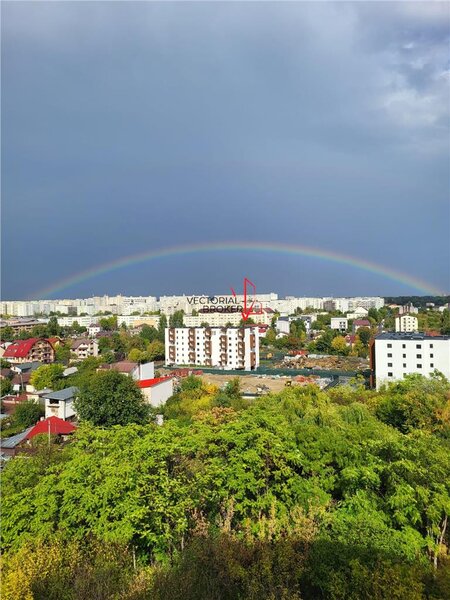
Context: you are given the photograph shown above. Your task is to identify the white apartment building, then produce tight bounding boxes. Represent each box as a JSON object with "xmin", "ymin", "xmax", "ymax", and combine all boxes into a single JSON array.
[
  {"xmin": 184, "ymin": 309, "xmax": 273, "ymax": 328},
  {"xmin": 395, "ymin": 314, "xmax": 418, "ymax": 333},
  {"xmin": 330, "ymin": 317, "xmax": 349, "ymax": 331},
  {"xmin": 372, "ymin": 333, "xmax": 450, "ymax": 390},
  {"xmin": 165, "ymin": 327, "xmax": 259, "ymax": 371},
  {"xmin": 117, "ymin": 315, "xmax": 161, "ymax": 328}
]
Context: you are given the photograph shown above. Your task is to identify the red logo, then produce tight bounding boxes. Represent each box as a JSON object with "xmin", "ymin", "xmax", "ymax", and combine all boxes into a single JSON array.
[{"xmin": 231, "ymin": 278, "xmax": 262, "ymax": 322}]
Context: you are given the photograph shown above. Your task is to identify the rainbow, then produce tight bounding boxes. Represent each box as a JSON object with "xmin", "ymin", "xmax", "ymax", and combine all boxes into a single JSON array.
[{"xmin": 32, "ymin": 241, "xmax": 444, "ymax": 299}]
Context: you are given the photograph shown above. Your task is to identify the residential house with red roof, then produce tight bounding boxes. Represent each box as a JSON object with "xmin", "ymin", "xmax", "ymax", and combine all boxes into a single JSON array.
[
  {"xmin": 3, "ymin": 338, "xmax": 55, "ymax": 364},
  {"xmin": 1, "ymin": 416, "xmax": 77, "ymax": 457},
  {"xmin": 138, "ymin": 376, "xmax": 174, "ymax": 407}
]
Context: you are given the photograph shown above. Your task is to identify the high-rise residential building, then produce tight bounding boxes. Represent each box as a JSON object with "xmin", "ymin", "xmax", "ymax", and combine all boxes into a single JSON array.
[
  {"xmin": 165, "ymin": 326, "xmax": 259, "ymax": 371},
  {"xmin": 370, "ymin": 332, "xmax": 450, "ymax": 389}
]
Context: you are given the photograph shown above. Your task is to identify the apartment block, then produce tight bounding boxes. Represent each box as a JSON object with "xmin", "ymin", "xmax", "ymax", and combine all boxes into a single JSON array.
[
  {"xmin": 371, "ymin": 333, "xmax": 450, "ymax": 390},
  {"xmin": 165, "ymin": 327, "xmax": 259, "ymax": 371},
  {"xmin": 395, "ymin": 314, "xmax": 419, "ymax": 333}
]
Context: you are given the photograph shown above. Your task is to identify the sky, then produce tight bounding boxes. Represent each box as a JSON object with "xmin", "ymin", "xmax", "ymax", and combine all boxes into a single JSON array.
[{"xmin": 2, "ymin": 1, "xmax": 449, "ymax": 300}]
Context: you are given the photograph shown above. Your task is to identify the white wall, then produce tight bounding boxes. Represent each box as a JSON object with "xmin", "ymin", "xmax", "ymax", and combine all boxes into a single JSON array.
[{"xmin": 375, "ymin": 336, "xmax": 450, "ymax": 390}]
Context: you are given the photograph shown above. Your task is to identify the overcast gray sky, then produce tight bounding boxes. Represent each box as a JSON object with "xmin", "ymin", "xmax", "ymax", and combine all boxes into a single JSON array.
[{"xmin": 2, "ymin": 1, "xmax": 449, "ymax": 299}]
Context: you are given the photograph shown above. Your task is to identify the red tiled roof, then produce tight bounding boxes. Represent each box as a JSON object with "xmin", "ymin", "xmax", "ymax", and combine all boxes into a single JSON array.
[
  {"xmin": 25, "ymin": 416, "xmax": 77, "ymax": 440},
  {"xmin": 138, "ymin": 376, "xmax": 173, "ymax": 389},
  {"xmin": 353, "ymin": 320, "xmax": 370, "ymax": 326},
  {"xmin": 3, "ymin": 338, "xmax": 41, "ymax": 358}
]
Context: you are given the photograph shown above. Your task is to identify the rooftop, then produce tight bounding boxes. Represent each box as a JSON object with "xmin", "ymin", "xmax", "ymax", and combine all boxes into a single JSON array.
[
  {"xmin": 375, "ymin": 332, "xmax": 450, "ymax": 341},
  {"xmin": 43, "ymin": 386, "xmax": 78, "ymax": 401}
]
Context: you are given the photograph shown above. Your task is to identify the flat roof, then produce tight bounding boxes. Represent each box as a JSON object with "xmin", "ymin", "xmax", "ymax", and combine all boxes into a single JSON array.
[{"xmin": 375, "ymin": 332, "xmax": 450, "ymax": 341}]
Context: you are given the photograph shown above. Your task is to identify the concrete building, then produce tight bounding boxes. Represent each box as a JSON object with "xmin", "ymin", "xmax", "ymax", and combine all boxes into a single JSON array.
[
  {"xmin": 395, "ymin": 314, "xmax": 419, "ymax": 333},
  {"xmin": 371, "ymin": 333, "xmax": 450, "ymax": 390},
  {"xmin": 44, "ymin": 387, "xmax": 78, "ymax": 420},
  {"xmin": 117, "ymin": 315, "xmax": 161, "ymax": 329},
  {"xmin": 3, "ymin": 338, "xmax": 55, "ymax": 364},
  {"xmin": 71, "ymin": 338, "xmax": 99, "ymax": 360},
  {"xmin": 138, "ymin": 376, "xmax": 174, "ymax": 407},
  {"xmin": 330, "ymin": 317, "xmax": 348, "ymax": 331},
  {"xmin": 347, "ymin": 307, "xmax": 369, "ymax": 319},
  {"xmin": 165, "ymin": 327, "xmax": 259, "ymax": 371}
]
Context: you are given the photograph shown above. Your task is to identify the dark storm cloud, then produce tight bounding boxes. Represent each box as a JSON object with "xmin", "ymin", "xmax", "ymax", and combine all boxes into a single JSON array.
[{"xmin": 2, "ymin": 1, "xmax": 449, "ymax": 298}]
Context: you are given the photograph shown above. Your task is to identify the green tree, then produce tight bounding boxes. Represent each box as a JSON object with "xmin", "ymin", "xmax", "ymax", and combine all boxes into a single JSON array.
[
  {"xmin": 30, "ymin": 364, "xmax": 65, "ymax": 391},
  {"xmin": 357, "ymin": 327, "xmax": 371, "ymax": 347},
  {"xmin": 158, "ymin": 315, "xmax": 168, "ymax": 342},
  {"xmin": 169, "ymin": 311, "xmax": 184, "ymax": 328},
  {"xmin": 0, "ymin": 377, "xmax": 13, "ymax": 396},
  {"xmin": 13, "ymin": 401, "xmax": 43, "ymax": 429},
  {"xmin": 140, "ymin": 325, "xmax": 159, "ymax": 343},
  {"xmin": 331, "ymin": 335, "xmax": 348, "ymax": 355},
  {"xmin": 99, "ymin": 316, "xmax": 117, "ymax": 331},
  {"xmin": 54, "ymin": 343, "xmax": 71, "ymax": 365},
  {"xmin": 74, "ymin": 370, "xmax": 150, "ymax": 426},
  {"xmin": 441, "ymin": 309, "xmax": 450, "ymax": 335},
  {"xmin": 47, "ymin": 316, "xmax": 61, "ymax": 337},
  {"xmin": 147, "ymin": 340, "xmax": 165, "ymax": 361},
  {"xmin": 1, "ymin": 326, "xmax": 15, "ymax": 342}
]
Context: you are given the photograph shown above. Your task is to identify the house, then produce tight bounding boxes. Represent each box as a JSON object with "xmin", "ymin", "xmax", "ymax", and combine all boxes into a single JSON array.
[
  {"xmin": 97, "ymin": 361, "xmax": 155, "ymax": 381},
  {"xmin": 395, "ymin": 314, "xmax": 418, "ymax": 333},
  {"xmin": 347, "ymin": 307, "xmax": 369, "ymax": 319},
  {"xmin": 3, "ymin": 338, "xmax": 55, "ymax": 364},
  {"xmin": 138, "ymin": 376, "xmax": 174, "ymax": 407},
  {"xmin": 330, "ymin": 317, "xmax": 348, "ymax": 331},
  {"xmin": 352, "ymin": 319, "xmax": 371, "ymax": 333},
  {"xmin": 44, "ymin": 386, "xmax": 78, "ymax": 421},
  {"xmin": 0, "ymin": 393, "xmax": 29, "ymax": 415},
  {"xmin": 1, "ymin": 416, "xmax": 77, "ymax": 457},
  {"xmin": 88, "ymin": 323, "xmax": 102, "ymax": 337},
  {"xmin": 71, "ymin": 338, "xmax": 99, "ymax": 359}
]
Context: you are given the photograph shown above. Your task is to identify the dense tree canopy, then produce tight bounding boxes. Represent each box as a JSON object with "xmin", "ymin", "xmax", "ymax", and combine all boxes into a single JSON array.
[{"xmin": 2, "ymin": 374, "xmax": 449, "ymax": 599}]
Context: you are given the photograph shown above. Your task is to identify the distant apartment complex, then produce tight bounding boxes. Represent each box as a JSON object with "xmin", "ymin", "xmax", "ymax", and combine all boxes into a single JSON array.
[
  {"xmin": 165, "ymin": 327, "xmax": 259, "ymax": 371},
  {"xmin": 371, "ymin": 333, "xmax": 450, "ymax": 390},
  {"xmin": 1, "ymin": 294, "xmax": 384, "ymax": 318}
]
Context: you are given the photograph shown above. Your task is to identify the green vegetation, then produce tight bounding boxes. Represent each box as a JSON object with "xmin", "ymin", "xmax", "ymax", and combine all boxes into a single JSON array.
[
  {"xmin": 30, "ymin": 364, "xmax": 66, "ymax": 391},
  {"xmin": 1, "ymin": 373, "xmax": 449, "ymax": 599},
  {"xmin": 74, "ymin": 370, "xmax": 150, "ymax": 427},
  {"xmin": 11, "ymin": 400, "xmax": 44, "ymax": 429}
]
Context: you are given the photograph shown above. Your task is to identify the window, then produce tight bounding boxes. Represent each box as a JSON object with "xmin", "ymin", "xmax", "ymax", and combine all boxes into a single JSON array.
[
  {"xmin": 417, "ymin": 364, "xmax": 422, "ymax": 369},
  {"xmin": 430, "ymin": 363, "xmax": 434, "ymax": 368},
  {"xmin": 430, "ymin": 344, "xmax": 433, "ymax": 348},
  {"xmin": 403, "ymin": 363, "xmax": 406, "ymax": 368},
  {"xmin": 416, "ymin": 344, "xmax": 421, "ymax": 349},
  {"xmin": 417, "ymin": 354, "xmax": 422, "ymax": 359},
  {"xmin": 403, "ymin": 354, "xmax": 406, "ymax": 358},
  {"xmin": 388, "ymin": 372, "xmax": 393, "ymax": 377},
  {"xmin": 387, "ymin": 353, "xmax": 392, "ymax": 357},
  {"xmin": 402, "ymin": 344, "xmax": 406, "ymax": 348},
  {"xmin": 387, "ymin": 343, "xmax": 392, "ymax": 348},
  {"xmin": 388, "ymin": 362, "xmax": 392, "ymax": 367},
  {"xmin": 430, "ymin": 354, "xmax": 434, "ymax": 358}
]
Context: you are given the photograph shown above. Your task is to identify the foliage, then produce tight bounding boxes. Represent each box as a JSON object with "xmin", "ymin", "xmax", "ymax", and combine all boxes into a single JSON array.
[
  {"xmin": 99, "ymin": 316, "xmax": 117, "ymax": 331},
  {"xmin": 13, "ymin": 400, "xmax": 43, "ymax": 429},
  {"xmin": 1, "ymin": 376, "xmax": 13, "ymax": 396},
  {"xmin": 30, "ymin": 364, "xmax": 66, "ymax": 391},
  {"xmin": 2, "ymin": 373, "xmax": 450, "ymax": 599},
  {"xmin": 74, "ymin": 370, "xmax": 150, "ymax": 427},
  {"xmin": 169, "ymin": 310, "xmax": 184, "ymax": 328}
]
